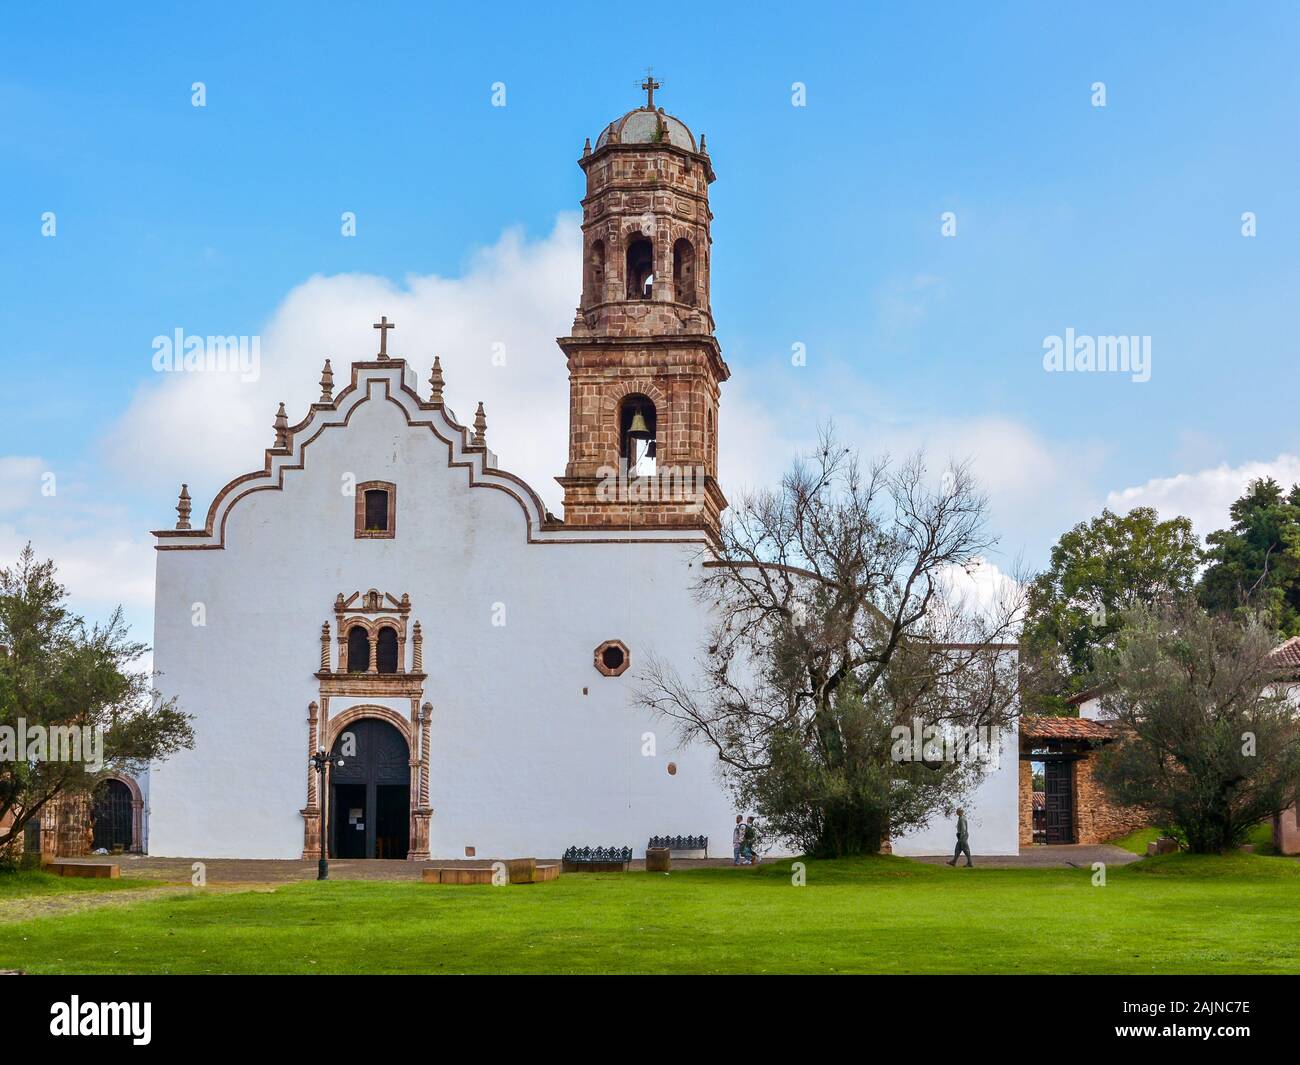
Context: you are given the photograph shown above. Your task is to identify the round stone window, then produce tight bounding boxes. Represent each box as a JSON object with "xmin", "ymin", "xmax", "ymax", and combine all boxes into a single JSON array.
[{"xmin": 593, "ymin": 639, "xmax": 631, "ymax": 677}]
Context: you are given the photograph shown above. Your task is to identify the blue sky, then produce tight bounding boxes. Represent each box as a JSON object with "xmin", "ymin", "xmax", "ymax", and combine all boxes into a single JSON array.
[{"xmin": 2, "ymin": 1, "xmax": 1299, "ymax": 637}]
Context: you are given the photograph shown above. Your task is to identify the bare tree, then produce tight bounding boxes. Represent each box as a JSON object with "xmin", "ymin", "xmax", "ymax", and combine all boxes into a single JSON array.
[{"xmin": 638, "ymin": 429, "xmax": 1024, "ymax": 857}]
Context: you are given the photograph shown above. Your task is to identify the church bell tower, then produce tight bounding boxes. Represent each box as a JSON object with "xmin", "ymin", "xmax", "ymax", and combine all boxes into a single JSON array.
[{"xmin": 557, "ymin": 76, "xmax": 729, "ymax": 541}]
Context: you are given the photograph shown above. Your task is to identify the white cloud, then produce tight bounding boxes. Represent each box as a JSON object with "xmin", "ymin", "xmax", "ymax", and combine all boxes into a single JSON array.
[
  {"xmin": 1106, "ymin": 454, "xmax": 1300, "ymax": 540},
  {"xmin": 939, "ymin": 557, "xmax": 1026, "ymax": 623},
  {"xmin": 721, "ymin": 394, "xmax": 1098, "ymax": 570},
  {"xmin": 0, "ymin": 456, "xmax": 153, "ymax": 616},
  {"xmin": 104, "ymin": 216, "xmax": 584, "ymax": 516},
  {"xmin": 0, "ymin": 456, "xmax": 50, "ymax": 514},
  {"xmin": 101, "ymin": 212, "xmax": 1092, "ymax": 572},
  {"xmin": 874, "ymin": 415, "xmax": 1089, "ymax": 517}
]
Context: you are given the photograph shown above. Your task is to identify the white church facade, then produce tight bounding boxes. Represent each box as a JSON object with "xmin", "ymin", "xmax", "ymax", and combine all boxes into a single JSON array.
[{"xmin": 144, "ymin": 91, "xmax": 1022, "ymax": 862}]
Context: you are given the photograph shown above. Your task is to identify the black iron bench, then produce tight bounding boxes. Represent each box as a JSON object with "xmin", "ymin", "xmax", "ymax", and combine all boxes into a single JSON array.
[
  {"xmin": 648, "ymin": 834, "xmax": 708, "ymax": 859},
  {"xmin": 561, "ymin": 845, "xmax": 633, "ymax": 873}
]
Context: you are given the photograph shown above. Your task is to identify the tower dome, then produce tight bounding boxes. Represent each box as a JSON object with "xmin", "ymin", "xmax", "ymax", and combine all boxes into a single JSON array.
[{"xmin": 595, "ymin": 107, "xmax": 697, "ymax": 151}]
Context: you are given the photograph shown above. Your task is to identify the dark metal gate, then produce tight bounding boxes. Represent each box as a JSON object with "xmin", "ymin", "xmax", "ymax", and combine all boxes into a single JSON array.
[
  {"xmin": 1043, "ymin": 760, "xmax": 1074, "ymax": 844},
  {"xmin": 91, "ymin": 779, "xmax": 133, "ymax": 852}
]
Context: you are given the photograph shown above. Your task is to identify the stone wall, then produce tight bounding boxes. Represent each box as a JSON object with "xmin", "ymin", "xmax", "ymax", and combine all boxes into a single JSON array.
[
  {"xmin": 1018, "ymin": 759, "xmax": 1033, "ymax": 847},
  {"xmin": 1274, "ymin": 803, "xmax": 1300, "ymax": 855},
  {"xmin": 1072, "ymin": 753, "xmax": 1148, "ymax": 844},
  {"xmin": 557, "ymin": 338, "xmax": 727, "ymax": 539}
]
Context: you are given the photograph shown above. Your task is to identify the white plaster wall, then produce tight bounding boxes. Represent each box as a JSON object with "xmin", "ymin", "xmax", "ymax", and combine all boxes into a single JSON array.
[
  {"xmin": 149, "ymin": 368, "xmax": 738, "ymax": 859},
  {"xmin": 149, "ymin": 361, "xmax": 1021, "ymax": 861},
  {"xmin": 889, "ymin": 724, "xmax": 1021, "ymax": 856}
]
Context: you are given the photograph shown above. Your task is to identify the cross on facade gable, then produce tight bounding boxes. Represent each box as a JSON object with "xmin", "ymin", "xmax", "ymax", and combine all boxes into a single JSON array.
[{"xmin": 373, "ymin": 315, "xmax": 395, "ymax": 359}]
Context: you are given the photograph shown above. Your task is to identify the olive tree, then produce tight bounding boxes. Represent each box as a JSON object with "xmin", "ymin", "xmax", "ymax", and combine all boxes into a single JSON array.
[{"xmin": 638, "ymin": 431, "xmax": 1023, "ymax": 857}]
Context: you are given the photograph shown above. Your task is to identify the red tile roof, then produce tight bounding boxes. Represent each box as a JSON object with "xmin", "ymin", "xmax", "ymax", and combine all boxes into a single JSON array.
[
  {"xmin": 1267, "ymin": 636, "xmax": 1300, "ymax": 673},
  {"xmin": 1020, "ymin": 714, "xmax": 1113, "ymax": 740}
]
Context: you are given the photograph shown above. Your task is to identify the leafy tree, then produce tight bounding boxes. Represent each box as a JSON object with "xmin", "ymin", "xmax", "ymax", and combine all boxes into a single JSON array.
[
  {"xmin": 637, "ymin": 431, "xmax": 1023, "ymax": 857},
  {"xmin": 0, "ymin": 545, "xmax": 193, "ymax": 857},
  {"xmin": 1021, "ymin": 507, "xmax": 1201, "ymax": 708},
  {"xmin": 1198, "ymin": 478, "xmax": 1300, "ymax": 637},
  {"xmin": 1091, "ymin": 600, "xmax": 1300, "ymax": 854}
]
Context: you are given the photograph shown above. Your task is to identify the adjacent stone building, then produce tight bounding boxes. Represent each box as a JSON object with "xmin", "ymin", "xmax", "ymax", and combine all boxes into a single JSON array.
[{"xmin": 1018, "ymin": 714, "xmax": 1148, "ymax": 846}]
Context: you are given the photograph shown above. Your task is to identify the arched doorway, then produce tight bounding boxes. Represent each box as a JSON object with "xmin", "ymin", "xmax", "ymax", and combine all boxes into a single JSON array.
[
  {"xmin": 330, "ymin": 717, "xmax": 410, "ymax": 859},
  {"xmin": 91, "ymin": 779, "xmax": 133, "ymax": 852}
]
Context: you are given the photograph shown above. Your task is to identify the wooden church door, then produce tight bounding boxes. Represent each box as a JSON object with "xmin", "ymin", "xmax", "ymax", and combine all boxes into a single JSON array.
[{"xmin": 330, "ymin": 717, "xmax": 410, "ymax": 859}]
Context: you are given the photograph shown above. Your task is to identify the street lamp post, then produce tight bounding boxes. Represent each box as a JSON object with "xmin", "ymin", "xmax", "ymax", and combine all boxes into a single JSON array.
[{"xmin": 309, "ymin": 747, "xmax": 345, "ymax": 880}]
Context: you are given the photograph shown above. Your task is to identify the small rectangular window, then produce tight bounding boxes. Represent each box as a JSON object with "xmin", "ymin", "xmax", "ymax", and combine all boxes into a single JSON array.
[
  {"xmin": 355, "ymin": 482, "xmax": 396, "ymax": 538},
  {"xmin": 364, "ymin": 490, "xmax": 389, "ymax": 532}
]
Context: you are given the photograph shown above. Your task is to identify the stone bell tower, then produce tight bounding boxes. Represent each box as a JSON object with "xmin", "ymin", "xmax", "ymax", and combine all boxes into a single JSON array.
[{"xmin": 557, "ymin": 76, "xmax": 729, "ymax": 541}]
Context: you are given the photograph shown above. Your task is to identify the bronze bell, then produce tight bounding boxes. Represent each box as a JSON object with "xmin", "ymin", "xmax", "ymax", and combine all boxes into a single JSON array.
[{"xmin": 627, "ymin": 409, "xmax": 652, "ymax": 439}]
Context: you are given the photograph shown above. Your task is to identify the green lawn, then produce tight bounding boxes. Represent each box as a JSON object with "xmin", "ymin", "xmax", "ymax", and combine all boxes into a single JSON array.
[
  {"xmin": 1109, "ymin": 827, "xmax": 1164, "ymax": 855},
  {"xmin": 1109, "ymin": 823, "xmax": 1277, "ymax": 856},
  {"xmin": 0, "ymin": 854, "xmax": 1297, "ymax": 974},
  {"xmin": 0, "ymin": 868, "xmax": 156, "ymax": 900}
]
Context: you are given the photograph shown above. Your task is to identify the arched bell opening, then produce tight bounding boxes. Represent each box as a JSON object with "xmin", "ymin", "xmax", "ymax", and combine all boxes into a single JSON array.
[
  {"xmin": 587, "ymin": 239, "xmax": 606, "ymax": 304},
  {"xmin": 618, "ymin": 395, "xmax": 657, "ymax": 476},
  {"xmin": 672, "ymin": 238, "xmax": 696, "ymax": 306},
  {"xmin": 626, "ymin": 236, "xmax": 654, "ymax": 299}
]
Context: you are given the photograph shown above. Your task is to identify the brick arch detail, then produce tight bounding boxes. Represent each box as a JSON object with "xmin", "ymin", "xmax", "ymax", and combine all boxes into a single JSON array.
[
  {"xmin": 314, "ymin": 703, "xmax": 429, "ymax": 863},
  {"xmin": 622, "ymin": 218, "xmax": 656, "ymax": 240},
  {"xmin": 601, "ymin": 379, "xmax": 669, "ymax": 412},
  {"xmin": 325, "ymin": 704, "xmax": 416, "ymax": 753}
]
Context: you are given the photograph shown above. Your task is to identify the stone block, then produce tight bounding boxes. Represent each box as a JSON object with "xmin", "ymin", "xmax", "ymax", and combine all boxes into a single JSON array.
[
  {"xmin": 46, "ymin": 861, "xmax": 118, "ymax": 879},
  {"xmin": 645, "ymin": 847, "xmax": 670, "ymax": 872}
]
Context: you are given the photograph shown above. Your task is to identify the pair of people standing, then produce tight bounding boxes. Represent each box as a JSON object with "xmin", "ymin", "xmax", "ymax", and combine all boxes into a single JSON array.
[{"xmin": 731, "ymin": 815, "xmax": 758, "ymax": 865}]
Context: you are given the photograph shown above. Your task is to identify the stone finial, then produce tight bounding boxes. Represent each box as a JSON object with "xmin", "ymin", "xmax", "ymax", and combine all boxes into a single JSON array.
[
  {"xmin": 471, "ymin": 402, "xmax": 487, "ymax": 447},
  {"xmin": 582, "ymin": 137, "xmax": 591, "ymax": 158},
  {"xmin": 412, "ymin": 621, "xmax": 424, "ymax": 672},
  {"xmin": 699, "ymin": 133, "xmax": 708, "ymax": 154},
  {"xmin": 273, "ymin": 403, "xmax": 289, "ymax": 449},
  {"xmin": 319, "ymin": 359, "xmax": 334, "ymax": 403},
  {"xmin": 428, "ymin": 357, "xmax": 445, "ymax": 405},
  {"xmin": 175, "ymin": 484, "xmax": 192, "ymax": 530},
  {"xmin": 320, "ymin": 622, "xmax": 331, "ymax": 672}
]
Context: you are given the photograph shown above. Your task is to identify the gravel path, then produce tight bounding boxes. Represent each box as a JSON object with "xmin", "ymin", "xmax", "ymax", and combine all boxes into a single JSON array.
[
  {"xmin": 906, "ymin": 844, "xmax": 1141, "ymax": 868},
  {"xmin": 0, "ymin": 883, "xmax": 274, "ymax": 925}
]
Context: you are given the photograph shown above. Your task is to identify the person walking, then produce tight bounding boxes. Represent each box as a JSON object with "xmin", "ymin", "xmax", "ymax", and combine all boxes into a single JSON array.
[
  {"xmin": 947, "ymin": 807, "xmax": 973, "ymax": 867},
  {"xmin": 731, "ymin": 814, "xmax": 746, "ymax": 865},
  {"xmin": 741, "ymin": 815, "xmax": 758, "ymax": 865}
]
